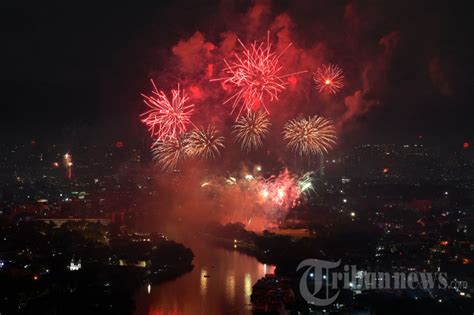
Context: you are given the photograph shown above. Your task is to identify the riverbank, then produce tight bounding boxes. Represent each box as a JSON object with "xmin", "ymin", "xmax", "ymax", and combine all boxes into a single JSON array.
[
  {"xmin": 0, "ymin": 220, "xmax": 194, "ymax": 314},
  {"xmin": 202, "ymin": 222, "xmax": 474, "ymax": 315}
]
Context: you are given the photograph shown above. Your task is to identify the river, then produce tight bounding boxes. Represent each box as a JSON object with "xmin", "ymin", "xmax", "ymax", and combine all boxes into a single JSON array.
[{"xmin": 133, "ymin": 232, "xmax": 275, "ymax": 315}]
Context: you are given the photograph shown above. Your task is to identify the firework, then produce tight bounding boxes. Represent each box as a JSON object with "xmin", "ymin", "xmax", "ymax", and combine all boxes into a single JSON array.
[
  {"xmin": 184, "ymin": 126, "xmax": 225, "ymax": 159},
  {"xmin": 195, "ymin": 167, "xmax": 314, "ymax": 230},
  {"xmin": 151, "ymin": 136, "xmax": 187, "ymax": 171},
  {"xmin": 232, "ymin": 111, "xmax": 271, "ymax": 152},
  {"xmin": 226, "ymin": 176, "xmax": 237, "ymax": 185},
  {"xmin": 283, "ymin": 116, "xmax": 337, "ymax": 156},
  {"xmin": 212, "ymin": 33, "xmax": 306, "ymax": 118},
  {"xmin": 298, "ymin": 172, "xmax": 315, "ymax": 194},
  {"xmin": 63, "ymin": 153, "xmax": 73, "ymax": 179},
  {"xmin": 258, "ymin": 169, "xmax": 301, "ymax": 209},
  {"xmin": 141, "ymin": 79, "xmax": 195, "ymax": 141},
  {"xmin": 313, "ymin": 64, "xmax": 344, "ymax": 94}
]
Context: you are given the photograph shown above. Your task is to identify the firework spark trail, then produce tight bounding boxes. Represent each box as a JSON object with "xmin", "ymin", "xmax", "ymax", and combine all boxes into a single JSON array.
[
  {"xmin": 141, "ymin": 79, "xmax": 195, "ymax": 141},
  {"xmin": 212, "ymin": 32, "xmax": 307, "ymax": 119},
  {"xmin": 63, "ymin": 153, "xmax": 72, "ymax": 179},
  {"xmin": 185, "ymin": 126, "xmax": 225, "ymax": 159},
  {"xmin": 313, "ymin": 64, "xmax": 344, "ymax": 94},
  {"xmin": 283, "ymin": 116, "xmax": 337, "ymax": 156},
  {"xmin": 151, "ymin": 136, "xmax": 188, "ymax": 171},
  {"xmin": 232, "ymin": 111, "xmax": 271, "ymax": 152}
]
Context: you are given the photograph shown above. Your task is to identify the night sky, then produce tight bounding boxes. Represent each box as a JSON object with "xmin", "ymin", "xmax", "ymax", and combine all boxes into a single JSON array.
[{"xmin": 1, "ymin": 0, "xmax": 473, "ymax": 146}]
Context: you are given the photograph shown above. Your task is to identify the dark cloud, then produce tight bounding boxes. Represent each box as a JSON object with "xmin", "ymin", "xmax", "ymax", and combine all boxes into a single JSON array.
[{"xmin": 338, "ymin": 30, "xmax": 400, "ymax": 130}]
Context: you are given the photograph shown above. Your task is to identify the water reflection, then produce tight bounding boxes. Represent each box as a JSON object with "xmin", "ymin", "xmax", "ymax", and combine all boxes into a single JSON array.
[
  {"xmin": 134, "ymin": 236, "xmax": 275, "ymax": 315},
  {"xmin": 244, "ymin": 273, "xmax": 252, "ymax": 304},
  {"xmin": 200, "ymin": 269, "xmax": 208, "ymax": 296},
  {"xmin": 225, "ymin": 272, "xmax": 235, "ymax": 303}
]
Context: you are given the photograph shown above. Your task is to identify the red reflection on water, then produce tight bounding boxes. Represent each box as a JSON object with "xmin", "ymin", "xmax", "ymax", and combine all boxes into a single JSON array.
[{"xmin": 135, "ymin": 238, "xmax": 275, "ymax": 315}]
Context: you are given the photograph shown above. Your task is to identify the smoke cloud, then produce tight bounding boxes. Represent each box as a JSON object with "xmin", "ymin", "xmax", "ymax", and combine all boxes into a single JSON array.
[{"xmin": 429, "ymin": 56, "xmax": 454, "ymax": 96}]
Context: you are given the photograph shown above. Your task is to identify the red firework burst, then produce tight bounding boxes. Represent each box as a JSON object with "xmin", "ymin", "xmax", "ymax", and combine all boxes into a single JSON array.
[
  {"xmin": 141, "ymin": 79, "xmax": 195, "ymax": 141},
  {"xmin": 313, "ymin": 64, "xmax": 344, "ymax": 94},
  {"xmin": 212, "ymin": 32, "xmax": 306, "ymax": 119},
  {"xmin": 258, "ymin": 169, "xmax": 301, "ymax": 210}
]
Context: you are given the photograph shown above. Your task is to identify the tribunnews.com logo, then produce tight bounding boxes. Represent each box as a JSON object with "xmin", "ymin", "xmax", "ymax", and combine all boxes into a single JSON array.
[{"xmin": 297, "ymin": 259, "xmax": 469, "ymax": 306}]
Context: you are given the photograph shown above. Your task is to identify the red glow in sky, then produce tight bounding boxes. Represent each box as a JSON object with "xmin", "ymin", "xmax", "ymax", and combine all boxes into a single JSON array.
[{"xmin": 189, "ymin": 86, "xmax": 203, "ymax": 99}]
